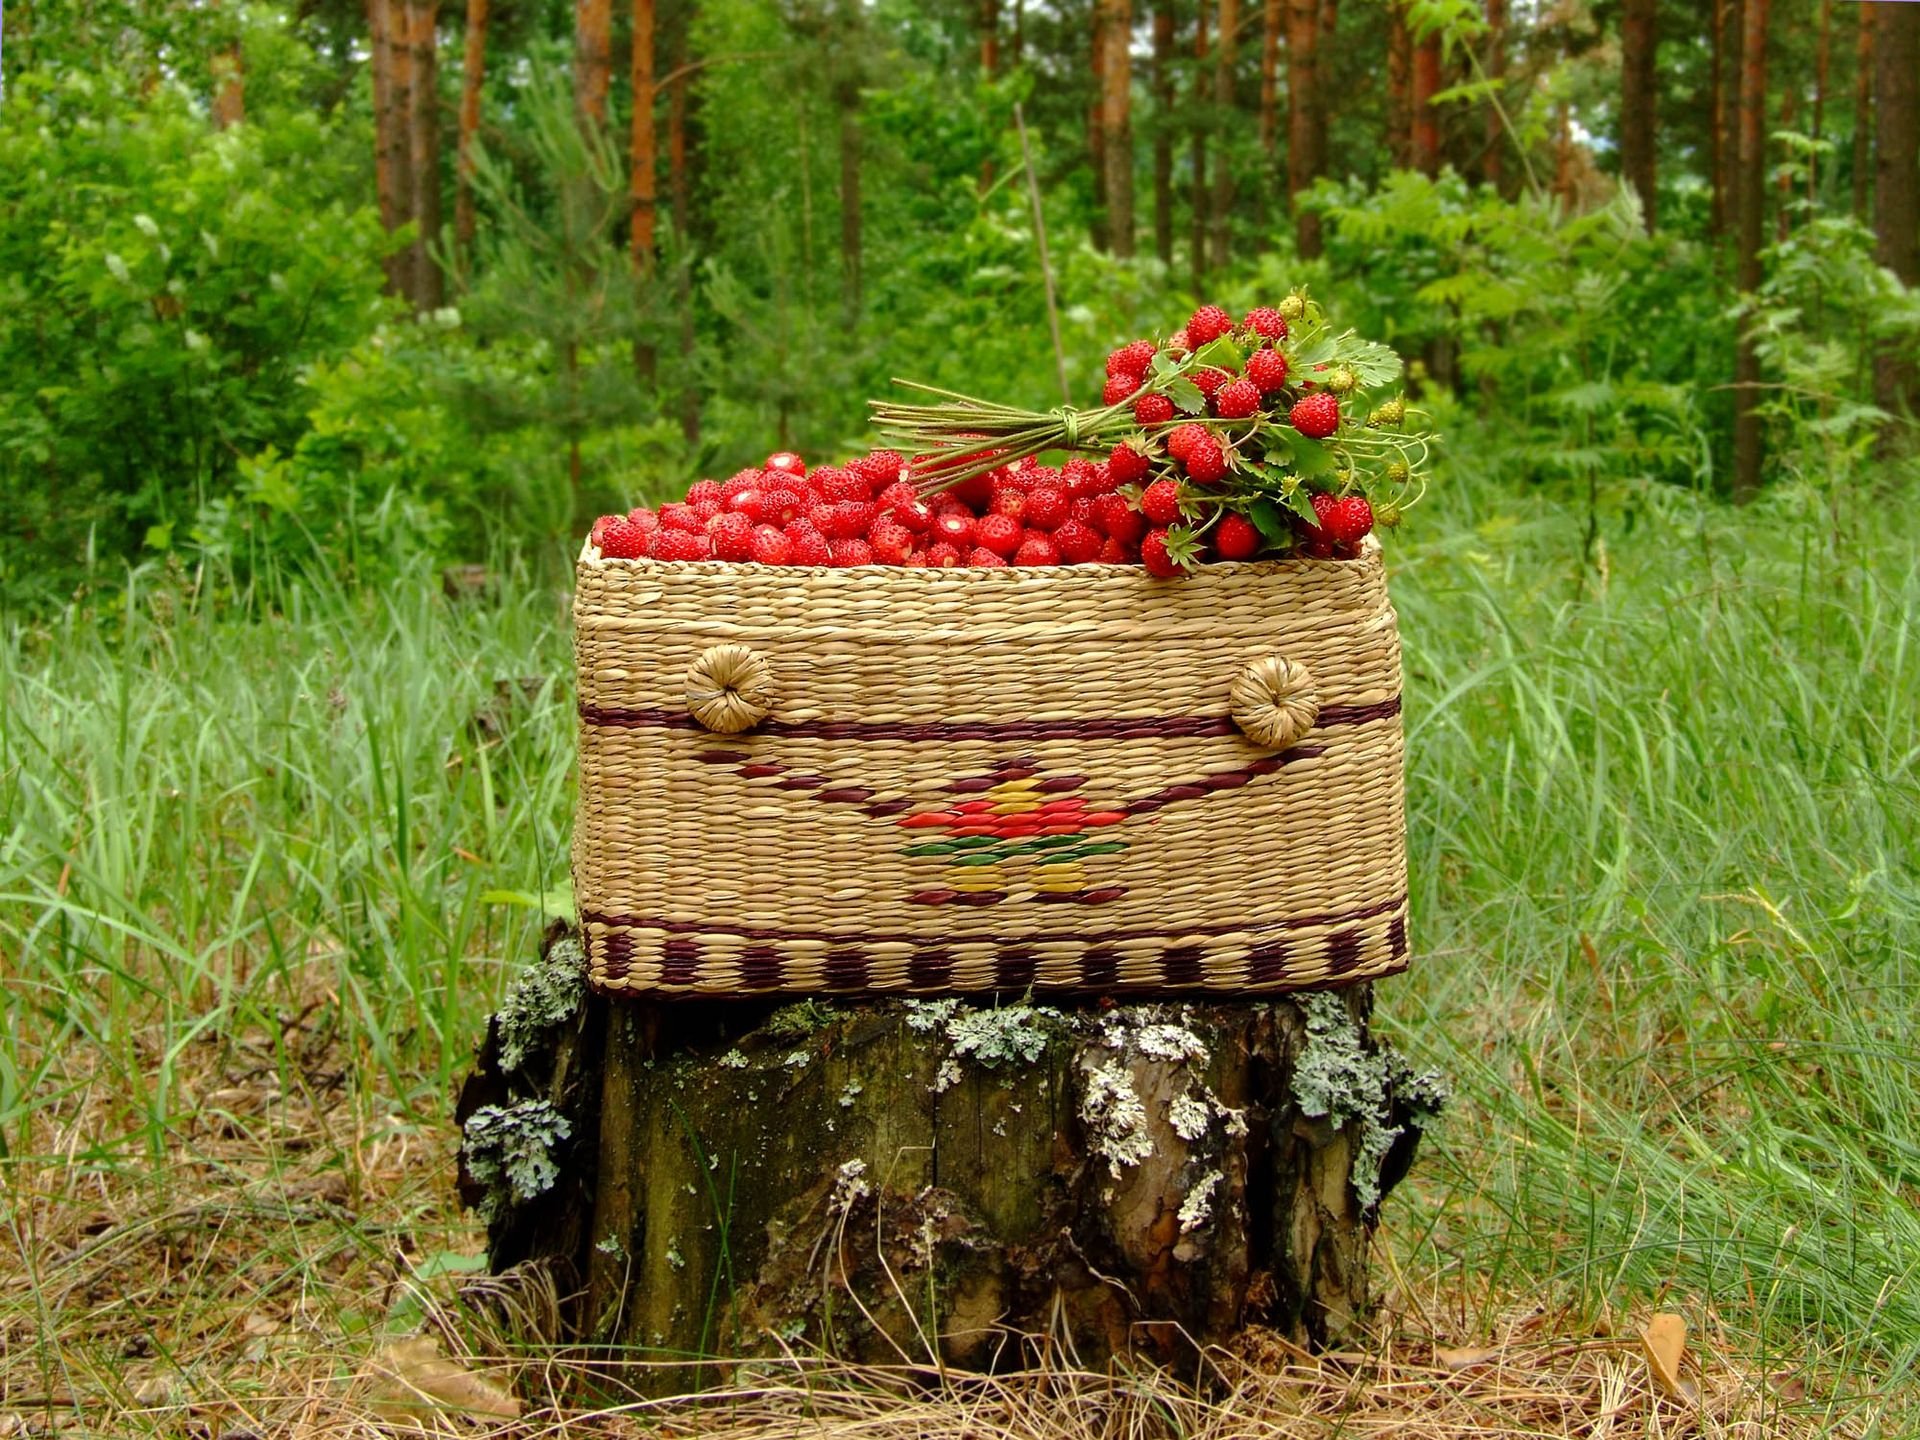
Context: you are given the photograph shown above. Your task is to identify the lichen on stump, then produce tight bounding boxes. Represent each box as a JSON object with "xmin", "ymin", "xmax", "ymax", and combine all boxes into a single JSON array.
[{"xmin": 458, "ymin": 924, "xmax": 1443, "ymax": 1393}]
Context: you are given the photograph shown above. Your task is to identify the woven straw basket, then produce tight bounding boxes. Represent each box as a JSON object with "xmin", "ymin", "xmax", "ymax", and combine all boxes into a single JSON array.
[{"xmin": 572, "ymin": 541, "xmax": 1408, "ymax": 997}]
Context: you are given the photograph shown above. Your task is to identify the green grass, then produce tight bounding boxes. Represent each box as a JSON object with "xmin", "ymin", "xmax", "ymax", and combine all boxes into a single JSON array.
[{"xmin": 1, "ymin": 471, "xmax": 1915, "ymax": 1415}]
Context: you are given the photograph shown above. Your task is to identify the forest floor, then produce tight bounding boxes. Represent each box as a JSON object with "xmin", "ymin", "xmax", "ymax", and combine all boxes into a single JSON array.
[{"xmin": 2, "ymin": 472, "xmax": 1915, "ymax": 1436}]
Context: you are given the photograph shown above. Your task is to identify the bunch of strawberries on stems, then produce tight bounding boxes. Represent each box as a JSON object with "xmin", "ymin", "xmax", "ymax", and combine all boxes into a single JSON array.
[{"xmin": 586, "ymin": 293, "xmax": 1435, "ymax": 578}]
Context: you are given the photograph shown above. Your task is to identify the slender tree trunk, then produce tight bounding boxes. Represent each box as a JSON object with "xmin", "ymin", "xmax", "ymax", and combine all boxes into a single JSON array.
[
  {"xmin": 453, "ymin": 0, "xmax": 488, "ymax": 278},
  {"xmin": 1386, "ymin": 3, "xmax": 1410, "ymax": 169},
  {"xmin": 631, "ymin": 0, "xmax": 657, "ymax": 381},
  {"xmin": 372, "ymin": 0, "xmax": 417, "ymax": 301},
  {"xmin": 1190, "ymin": 0, "xmax": 1209, "ymax": 290},
  {"xmin": 839, "ymin": 83, "xmax": 862, "ymax": 325},
  {"xmin": 1483, "ymin": 0, "xmax": 1505, "ymax": 192},
  {"xmin": 1716, "ymin": 0, "xmax": 1741, "ymax": 242},
  {"xmin": 1810, "ymin": 0, "xmax": 1830, "ymax": 206},
  {"xmin": 1854, "ymin": 4, "xmax": 1875, "ymax": 222},
  {"xmin": 406, "ymin": 0, "xmax": 443, "ymax": 311},
  {"xmin": 1732, "ymin": 0, "xmax": 1769, "ymax": 502},
  {"xmin": 212, "ymin": 43, "xmax": 244, "ymax": 128},
  {"xmin": 1287, "ymin": 0, "xmax": 1322, "ymax": 257},
  {"xmin": 574, "ymin": 0, "xmax": 611, "ymax": 126},
  {"xmin": 1259, "ymin": 0, "xmax": 1281, "ymax": 216},
  {"xmin": 1314, "ymin": 0, "xmax": 1335, "ymax": 167},
  {"xmin": 1410, "ymin": 25, "xmax": 1440, "ymax": 176},
  {"xmin": 1090, "ymin": 2, "xmax": 1109, "ymax": 253},
  {"xmin": 1208, "ymin": 0, "xmax": 1238, "ymax": 272},
  {"xmin": 669, "ymin": 10, "xmax": 699, "ymax": 445},
  {"xmin": 1100, "ymin": 0, "xmax": 1135, "ymax": 258},
  {"xmin": 1620, "ymin": 0, "xmax": 1657, "ymax": 230},
  {"xmin": 1777, "ymin": 86, "xmax": 1796, "ymax": 241},
  {"xmin": 1873, "ymin": 0, "xmax": 1919, "ymax": 429},
  {"xmin": 1152, "ymin": 0, "xmax": 1175, "ymax": 265}
]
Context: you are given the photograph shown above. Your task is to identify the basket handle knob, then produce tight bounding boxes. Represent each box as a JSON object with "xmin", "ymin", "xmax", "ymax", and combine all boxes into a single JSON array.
[
  {"xmin": 686, "ymin": 643, "xmax": 774, "ymax": 734},
  {"xmin": 1230, "ymin": 655, "xmax": 1320, "ymax": 750}
]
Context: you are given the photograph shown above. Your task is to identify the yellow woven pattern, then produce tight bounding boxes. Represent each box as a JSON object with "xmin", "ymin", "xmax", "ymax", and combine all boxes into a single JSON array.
[{"xmin": 572, "ymin": 543, "xmax": 1409, "ymax": 996}]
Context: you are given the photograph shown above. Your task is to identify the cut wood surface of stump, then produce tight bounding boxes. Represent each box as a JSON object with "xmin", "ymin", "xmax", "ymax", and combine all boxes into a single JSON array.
[{"xmin": 458, "ymin": 925, "xmax": 1443, "ymax": 1395}]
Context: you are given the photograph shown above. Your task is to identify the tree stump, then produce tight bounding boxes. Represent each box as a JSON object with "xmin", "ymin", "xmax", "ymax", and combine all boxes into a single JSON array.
[{"xmin": 457, "ymin": 924, "xmax": 1442, "ymax": 1394}]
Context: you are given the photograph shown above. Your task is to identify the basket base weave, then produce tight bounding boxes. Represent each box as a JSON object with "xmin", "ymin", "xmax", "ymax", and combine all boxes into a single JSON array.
[{"xmin": 582, "ymin": 894, "xmax": 1408, "ymax": 995}]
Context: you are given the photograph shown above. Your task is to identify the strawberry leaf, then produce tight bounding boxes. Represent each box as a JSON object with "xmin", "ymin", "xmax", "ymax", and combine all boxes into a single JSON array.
[
  {"xmin": 1149, "ymin": 350, "xmax": 1182, "ymax": 378},
  {"xmin": 1248, "ymin": 497, "xmax": 1294, "ymax": 547},
  {"xmin": 1165, "ymin": 377, "xmax": 1207, "ymax": 415},
  {"xmin": 1283, "ymin": 486, "xmax": 1323, "ymax": 527},
  {"xmin": 1192, "ymin": 335, "xmax": 1246, "ymax": 372},
  {"xmin": 1339, "ymin": 338, "xmax": 1403, "ymax": 388}
]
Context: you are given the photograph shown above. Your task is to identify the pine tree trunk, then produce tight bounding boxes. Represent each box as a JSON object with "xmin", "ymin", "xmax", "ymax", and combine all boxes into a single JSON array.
[
  {"xmin": 1100, "ymin": 0, "xmax": 1134, "ymax": 258},
  {"xmin": 1286, "ymin": 0, "xmax": 1322, "ymax": 258},
  {"xmin": 1090, "ymin": 3, "xmax": 1110, "ymax": 253},
  {"xmin": 1716, "ymin": 0, "xmax": 1741, "ymax": 242},
  {"xmin": 1152, "ymin": 0, "xmax": 1176, "ymax": 266},
  {"xmin": 1190, "ymin": 1, "xmax": 1209, "ymax": 290},
  {"xmin": 1853, "ymin": 4, "xmax": 1875, "ymax": 222},
  {"xmin": 1620, "ymin": 0, "xmax": 1657, "ymax": 230},
  {"xmin": 406, "ymin": 0, "xmax": 443, "ymax": 312},
  {"xmin": 212, "ymin": 43, "xmax": 245, "ymax": 128},
  {"xmin": 630, "ymin": 0, "xmax": 657, "ymax": 269},
  {"xmin": 574, "ymin": 0, "xmax": 612, "ymax": 127},
  {"xmin": 371, "ymin": 0, "xmax": 416, "ymax": 300},
  {"xmin": 1208, "ymin": 0, "xmax": 1238, "ymax": 273},
  {"xmin": 1811, "ymin": 0, "xmax": 1831, "ymax": 206},
  {"xmin": 1873, "ymin": 0, "xmax": 1919, "ymax": 429},
  {"xmin": 1386, "ymin": 3, "xmax": 1410, "ymax": 170},
  {"xmin": 1259, "ymin": 0, "xmax": 1281, "ymax": 195},
  {"xmin": 1732, "ymin": 0, "xmax": 1769, "ymax": 503},
  {"xmin": 460, "ymin": 927, "xmax": 1440, "ymax": 1397},
  {"xmin": 453, "ymin": 0, "xmax": 488, "ymax": 276},
  {"xmin": 1410, "ymin": 27, "xmax": 1440, "ymax": 176},
  {"xmin": 670, "ymin": 30, "xmax": 700, "ymax": 445}
]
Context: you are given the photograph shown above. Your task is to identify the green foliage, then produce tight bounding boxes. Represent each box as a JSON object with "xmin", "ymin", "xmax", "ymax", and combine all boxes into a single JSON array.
[{"xmin": 0, "ymin": 66, "xmax": 390, "ymax": 599}]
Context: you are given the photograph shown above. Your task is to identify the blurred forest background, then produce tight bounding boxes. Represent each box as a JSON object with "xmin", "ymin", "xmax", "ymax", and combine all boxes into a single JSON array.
[{"xmin": 2, "ymin": 0, "xmax": 1916, "ymax": 601}]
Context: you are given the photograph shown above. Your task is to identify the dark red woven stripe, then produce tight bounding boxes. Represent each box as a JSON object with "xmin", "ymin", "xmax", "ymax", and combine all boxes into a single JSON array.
[
  {"xmin": 579, "ymin": 696, "xmax": 1399, "ymax": 741},
  {"xmin": 581, "ymin": 892, "xmax": 1406, "ymax": 949}
]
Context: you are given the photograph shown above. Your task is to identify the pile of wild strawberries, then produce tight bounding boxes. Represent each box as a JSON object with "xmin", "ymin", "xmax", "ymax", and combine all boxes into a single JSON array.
[{"xmin": 587, "ymin": 298, "xmax": 1425, "ymax": 575}]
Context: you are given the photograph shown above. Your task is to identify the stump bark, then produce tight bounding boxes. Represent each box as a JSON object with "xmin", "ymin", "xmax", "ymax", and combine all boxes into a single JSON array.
[{"xmin": 458, "ymin": 925, "xmax": 1441, "ymax": 1393}]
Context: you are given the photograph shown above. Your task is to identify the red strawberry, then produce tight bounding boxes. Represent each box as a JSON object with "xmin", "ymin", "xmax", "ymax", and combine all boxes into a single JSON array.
[
  {"xmin": 989, "ymin": 488, "xmax": 1028, "ymax": 523},
  {"xmin": 651, "ymin": 527, "xmax": 712, "ymax": 561},
  {"xmin": 1142, "ymin": 528, "xmax": 1182, "ymax": 578},
  {"xmin": 830, "ymin": 537, "xmax": 874, "ymax": 566},
  {"xmin": 721, "ymin": 468, "xmax": 763, "ymax": 503},
  {"xmin": 1187, "ymin": 304, "xmax": 1233, "ymax": 346},
  {"xmin": 1166, "ymin": 423, "xmax": 1207, "ymax": 462},
  {"xmin": 850, "ymin": 450, "xmax": 905, "ymax": 488},
  {"xmin": 688, "ymin": 496, "xmax": 722, "ymax": 524},
  {"xmin": 1053, "ymin": 518, "xmax": 1103, "ymax": 563},
  {"xmin": 1214, "ymin": 378, "xmax": 1261, "ymax": 420},
  {"xmin": 1098, "ymin": 535, "xmax": 1137, "ymax": 563},
  {"xmin": 967, "ymin": 546, "xmax": 1009, "ymax": 567},
  {"xmin": 1061, "ymin": 458, "xmax": 1102, "ymax": 498},
  {"xmin": 749, "ymin": 525, "xmax": 792, "ymax": 565},
  {"xmin": 926, "ymin": 540, "xmax": 963, "ymax": 567},
  {"xmin": 816, "ymin": 467, "xmax": 872, "ymax": 502},
  {"xmin": 1014, "ymin": 532, "xmax": 1061, "ymax": 566},
  {"xmin": 765, "ymin": 451, "xmax": 807, "ymax": 478},
  {"xmin": 1214, "ymin": 512, "xmax": 1261, "ymax": 561},
  {"xmin": 880, "ymin": 480, "xmax": 933, "ymax": 532},
  {"xmin": 785, "ymin": 521, "xmax": 832, "ymax": 566},
  {"xmin": 1134, "ymin": 393, "xmax": 1176, "ymax": 426},
  {"xmin": 975, "ymin": 512, "xmax": 1023, "ymax": 557},
  {"xmin": 1192, "ymin": 367, "xmax": 1230, "ymax": 399},
  {"xmin": 1106, "ymin": 339, "xmax": 1158, "ymax": 379},
  {"xmin": 625, "ymin": 507, "xmax": 661, "ymax": 535},
  {"xmin": 723, "ymin": 484, "xmax": 766, "ymax": 522},
  {"xmin": 824, "ymin": 500, "xmax": 876, "ymax": 538},
  {"xmin": 660, "ymin": 502, "xmax": 703, "ymax": 532},
  {"xmin": 1025, "ymin": 483, "xmax": 1069, "ymax": 531},
  {"xmin": 709, "ymin": 510, "xmax": 755, "ymax": 561},
  {"xmin": 1093, "ymin": 493, "xmax": 1146, "ymax": 543},
  {"xmin": 1247, "ymin": 346, "xmax": 1290, "ymax": 393},
  {"xmin": 934, "ymin": 509, "xmax": 976, "ymax": 547},
  {"xmin": 1243, "ymin": 306, "xmax": 1288, "ymax": 340},
  {"xmin": 590, "ymin": 514, "xmax": 617, "ymax": 548},
  {"xmin": 1164, "ymin": 327, "xmax": 1192, "ymax": 353},
  {"xmin": 1108, "ymin": 444, "xmax": 1150, "ymax": 486},
  {"xmin": 1183, "ymin": 434, "xmax": 1228, "ymax": 484},
  {"xmin": 598, "ymin": 516, "xmax": 647, "ymax": 558},
  {"xmin": 1290, "ymin": 392, "xmax": 1340, "ymax": 439},
  {"xmin": 1139, "ymin": 478, "xmax": 1184, "ymax": 526},
  {"xmin": 686, "ymin": 478, "xmax": 724, "ymax": 507},
  {"xmin": 759, "ymin": 486, "xmax": 805, "ymax": 526},
  {"xmin": 1102, "ymin": 374, "xmax": 1142, "ymax": 406},
  {"xmin": 1322, "ymin": 495, "xmax": 1374, "ymax": 544},
  {"xmin": 869, "ymin": 517, "xmax": 916, "ymax": 565},
  {"xmin": 1300, "ymin": 491, "xmax": 1340, "ymax": 552}
]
